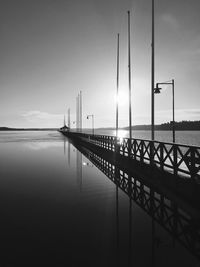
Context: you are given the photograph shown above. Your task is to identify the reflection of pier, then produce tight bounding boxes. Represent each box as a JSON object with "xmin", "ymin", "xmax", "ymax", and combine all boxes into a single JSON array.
[
  {"xmin": 64, "ymin": 138, "xmax": 71, "ymax": 166},
  {"xmin": 76, "ymin": 149, "xmax": 82, "ymax": 191},
  {"xmin": 63, "ymin": 134, "xmax": 200, "ymax": 261}
]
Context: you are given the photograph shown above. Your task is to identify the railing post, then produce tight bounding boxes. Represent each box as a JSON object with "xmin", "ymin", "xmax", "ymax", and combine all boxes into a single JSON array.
[
  {"xmin": 173, "ymin": 144, "xmax": 179, "ymax": 190},
  {"xmin": 128, "ymin": 138, "xmax": 132, "ymax": 159},
  {"xmin": 133, "ymin": 139, "xmax": 136, "ymax": 160},
  {"xmin": 140, "ymin": 140, "xmax": 144, "ymax": 163},
  {"xmin": 190, "ymin": 147, "xmax": 196, "ymax": 182},
  {"xmin": 150, "ymin": 140, "xmax": 154, "ymax": 166},
  {"xmin": 173, "ymin": 144, "xmax": 178, "ymax": 176},
  {"xmin": 160, "ymin": 143, "xmax": 164, "ymax": 171}
]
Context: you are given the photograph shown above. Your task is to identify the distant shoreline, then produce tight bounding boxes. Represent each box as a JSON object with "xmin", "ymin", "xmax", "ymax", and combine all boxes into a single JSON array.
[
  {"xmin": 0, "ymin": 127, "xmax": 58, "ymax": 131},
  {"xmin": 1, "ymin": 120, "xmax": 200, "ymax": 131}
]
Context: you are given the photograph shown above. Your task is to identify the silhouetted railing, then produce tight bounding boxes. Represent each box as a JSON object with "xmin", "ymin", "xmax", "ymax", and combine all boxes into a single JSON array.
[
  {"xmin": 77, "ymin": 145, "xmax": 200, "ymax": 260},
  {"xmin": 62, "ymin": 132, "xmax": 200, "ymax": 180}
]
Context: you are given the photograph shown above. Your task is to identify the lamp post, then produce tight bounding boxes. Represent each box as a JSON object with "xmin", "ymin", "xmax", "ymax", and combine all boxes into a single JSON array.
[
  {"xmin": 151, "ymin": 0, "xmax": 155, "ymax": 141},
  {"xmin": 154, "ymin": 79, "xmax": 175, "ymax": 143},
  {"xmin": 116, "ymin": 33, "xmax": 119, "ymax": 138},
  {"xmin": 87, "ymin": 114, "xmax": 94, "ymax": 135},
  {"xmin": 128, "ymin": 10, "xmax": 132, "ymax": 140}
]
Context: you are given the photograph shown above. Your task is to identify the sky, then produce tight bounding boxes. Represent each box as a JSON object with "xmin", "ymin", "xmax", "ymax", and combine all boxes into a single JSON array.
[{"xmin": 0, "ymin": 0, "xmax": 200, "ymax": 128}]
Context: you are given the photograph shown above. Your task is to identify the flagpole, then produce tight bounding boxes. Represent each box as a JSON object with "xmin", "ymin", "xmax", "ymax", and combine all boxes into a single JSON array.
[
  {"xmin": 128, "ymin": 11, "xmax": 132, "ymax": 140},
  {"xmin": 151, "ymin": 0, "xmax": 155, "ymax": 140},
  {"xmin": 116, "ymin": 33, "xmax": 119, "ymax": 137},
  {"xmin": 80, "ymin": 91, "xmax": 82, "ymax": 132},
  {"xmin": 68, "ymin": 108, "xmax": 70, "ymax": 129}
]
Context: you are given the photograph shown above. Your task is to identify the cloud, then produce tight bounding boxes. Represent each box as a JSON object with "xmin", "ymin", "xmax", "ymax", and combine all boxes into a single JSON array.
[
  {"xmin": 156, "ymin": 108, "xmax": 200, "ymax": 123},
  {"xmin": 22, "ymin": 110, "xmax": 63, "ymax": 127},
  {"xmin": 22, "ymin": 110, "xmax": 61, "ymax": 119},
  {"xmin": 160, "ymin": 14, "xmax": 179, "ymax": 30},
  {"xmin": 184, "ymin": 49, "xmax": 200, "ymax": 57},
  {"xmin": 179, "ymin": 36, "xmax": 200, "ymax": 58}
]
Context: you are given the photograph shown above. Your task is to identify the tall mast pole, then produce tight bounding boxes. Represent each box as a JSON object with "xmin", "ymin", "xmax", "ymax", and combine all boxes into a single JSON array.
[
  {"xmin": 116, "ymin": 33, "xmax": 119, "ymax": 137},
  {"xmin": 151, "ymin": 0, "xmax": 155, "ymax": 140},
  {"xmin": 68, "ymin": 108, "xmax": 70, "ymax": 129},
  {"xmin": 128, "ymin": 11, "xmax": 132, "ymax": 140},
  {"xmin": 77, "ymin": 93, "xmax": 80, "ymax": 132},
  {"xmin": 172, "ymin": 79, "xmax": 175, "ymax": 143},
  {"xmin": 76, "ymin": 96, "xmax": 78, "ymax": 132},
  {"xmin": 80, "ymin": 91, "xmax": 82, "ymax": 132},
  {"xmin": 64, "ymin": 114, "xmax": 66, "ymax": 127}
]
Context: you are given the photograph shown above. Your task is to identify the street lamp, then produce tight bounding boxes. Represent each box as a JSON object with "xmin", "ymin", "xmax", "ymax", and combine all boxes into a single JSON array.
[
  {"xmin": 154, "ymin": 79, "xmax": 175, "ymax": 143},
  {"xmin": 87, "ymin": 115, "xmax": 94, "ymax": 135}
]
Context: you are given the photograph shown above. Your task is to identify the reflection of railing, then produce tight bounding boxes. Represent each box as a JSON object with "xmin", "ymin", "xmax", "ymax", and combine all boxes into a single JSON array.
[
  {"xmin": 78, "ymin": 145, "xmax": 200, "ymax": 260},
  {"xmin": 63, "ymin": 132, "xmax": 200, "ymax": 181}
]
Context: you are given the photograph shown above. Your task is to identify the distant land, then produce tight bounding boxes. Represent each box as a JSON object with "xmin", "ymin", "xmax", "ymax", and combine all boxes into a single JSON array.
[
  {"xmin": 1, "ymin": 120, "xmax": 200, "ymax": 131},
  {"xmin": 98, "ymin": 121, "xmax": 200, "ymax": 131},
  {"xmin": 125, "ymin": 120, "xmax": 200, "ymax": 131},
  {"xmin": 0, "ymin": 127, "xmax": 58, "ymax": 131}
]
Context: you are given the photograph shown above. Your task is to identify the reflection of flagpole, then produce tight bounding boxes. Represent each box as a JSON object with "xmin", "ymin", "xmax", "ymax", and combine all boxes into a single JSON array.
[
  {"xmin": 80, "ymin": 153, "xmax": 82, "ymax": 191},
  {"xmin": 128, "ymin": 175, "xmax": 132, "ymax": 266},
  {"xmin": 68, "ymin": 141, "xmax": 70, "ymax": 166},
  {"xmin": 64, "ymin": 138, "xmax": 66, "ymax": 155},
  {"xmin": 76, "ymin": 150, "xmax": 82, "ymax": 192},
  {"xmin": 115, "ymin": 167, "xmax": 120, "ymax": 260},
  {"xmin": 151, "ymin": 218, "xmax": 155, "ymax": 267}
]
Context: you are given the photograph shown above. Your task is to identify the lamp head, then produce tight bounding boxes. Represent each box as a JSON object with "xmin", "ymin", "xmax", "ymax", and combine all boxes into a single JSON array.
[{"xmin": 154, "ymin": 83, "xmax": 162, "ymax": 94}]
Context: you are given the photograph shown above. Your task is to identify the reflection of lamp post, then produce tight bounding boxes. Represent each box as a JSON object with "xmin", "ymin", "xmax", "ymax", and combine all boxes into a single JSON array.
[
  {"xmin": 154, "ymin": 79, "xmax": 175, "ymax": 143},
  {"xmin": 87, "ymin": 115, "xmax": 94, "ymax": 135}
]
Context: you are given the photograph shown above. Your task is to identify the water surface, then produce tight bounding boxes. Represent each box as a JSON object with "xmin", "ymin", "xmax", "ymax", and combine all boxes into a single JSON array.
[{"xmin": 0, "ymin": 131, "xmax": 199, "ymax": 266}]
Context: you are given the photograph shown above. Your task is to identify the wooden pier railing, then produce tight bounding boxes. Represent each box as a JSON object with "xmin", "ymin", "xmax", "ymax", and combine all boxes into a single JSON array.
[{"xmin": 62, "ymin": 131, "xmax": 200, "ymax": 181}]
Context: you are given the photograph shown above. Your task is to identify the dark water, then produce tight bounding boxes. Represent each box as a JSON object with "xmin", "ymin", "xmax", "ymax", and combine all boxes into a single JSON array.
[{"xmin": 0, "ymin": 131, "xmax": 199, "ymax": 266}]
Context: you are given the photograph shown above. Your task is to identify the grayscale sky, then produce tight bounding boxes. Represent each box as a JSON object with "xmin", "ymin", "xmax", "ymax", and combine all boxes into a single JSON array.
[{"xmin": 0, "ymin": 0, "xmax": 200, "ymax": 128}]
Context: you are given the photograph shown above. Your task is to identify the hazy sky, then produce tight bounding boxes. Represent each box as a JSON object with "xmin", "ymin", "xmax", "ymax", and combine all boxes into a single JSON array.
[{"xmin": 0, "ymin": 0, "xmax": 200, "ymax": 128}]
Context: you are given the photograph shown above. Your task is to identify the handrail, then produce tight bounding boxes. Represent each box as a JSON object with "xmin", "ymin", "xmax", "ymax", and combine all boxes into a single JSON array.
[
  {"xmin": 63, "ymin": 131, "xmax": 200, "ymax": 180},
  {"xmin": 65, "ymin": 131, "xmax": 200, "ymax": 149}
]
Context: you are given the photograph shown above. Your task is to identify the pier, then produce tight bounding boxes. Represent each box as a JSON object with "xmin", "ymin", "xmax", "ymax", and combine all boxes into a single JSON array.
[{"xmin": 61, "ymin": 131, "xmax": 200, "ymax": 210}]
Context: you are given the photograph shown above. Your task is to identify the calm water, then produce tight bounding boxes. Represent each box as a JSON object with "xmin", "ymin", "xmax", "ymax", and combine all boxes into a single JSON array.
[{"xmin": 0, "ymin": 131, "xmax": 199, "ymax": 266}]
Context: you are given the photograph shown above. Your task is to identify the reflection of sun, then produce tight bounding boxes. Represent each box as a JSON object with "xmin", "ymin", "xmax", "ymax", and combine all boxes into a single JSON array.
[
  {"xmin": 116, "ymin": 129, "xmax": 127, "ymax": 144},
  {"xmin": 117, "ymin": 129, "xmax": 127, "ymax": 138}
]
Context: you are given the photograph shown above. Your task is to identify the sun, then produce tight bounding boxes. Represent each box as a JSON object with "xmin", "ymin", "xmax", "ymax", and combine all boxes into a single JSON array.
[{"xmin": 115, "ymin": 91, "xmax": 128, "ymax": 106}]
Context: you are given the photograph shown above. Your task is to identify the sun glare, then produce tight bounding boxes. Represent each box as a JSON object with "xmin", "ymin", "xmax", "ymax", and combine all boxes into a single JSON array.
[
  {"xmin": 117, "ymin": 129, "xmax": 127, "ymax": 138},
  {"xmin": 115, "ymin": 129, "xmax": 127, "ymax": 144},
  {"xmin": 115, "ymin": 91, "xmax": 128, "ymax": 106}
]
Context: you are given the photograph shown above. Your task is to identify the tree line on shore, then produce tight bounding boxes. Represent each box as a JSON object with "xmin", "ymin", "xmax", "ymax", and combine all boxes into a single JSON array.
[{"xmin": 129, "ymin": 120, "xmax": 200, "ymax": 131}]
